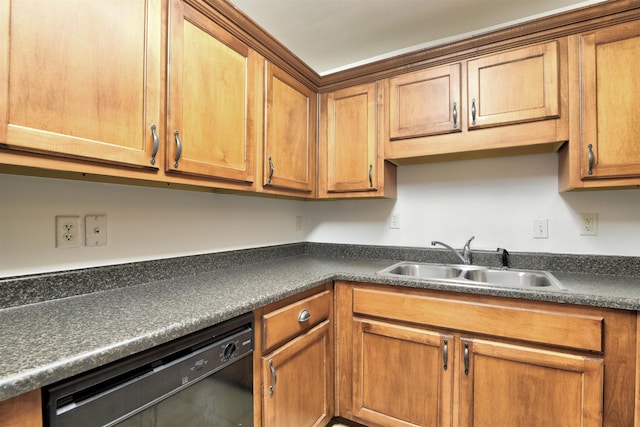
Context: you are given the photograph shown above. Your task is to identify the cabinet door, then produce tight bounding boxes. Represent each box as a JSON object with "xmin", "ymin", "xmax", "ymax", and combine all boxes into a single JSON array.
[
  {"xmin": 264, "ymin": 63, "xmax": 316, "ymax": 194},
  {"xmin": 467, "ymin": 41, "xmax": 559, "ymax": 129},
  {"xmin": 325, "ymin": 83, "xmax": 378, "ymax": 193},
  {"xmin": 0, "ymin": 0, "xmax": 161, "ymax": 169},
  {"xmin": 389, "ymin": 63, "xmax": 462, "ymax": 138},
  {"xmin": 263, "ymin": 321, "xmax": 332, "ymax": 427},
  {"xmin": 167, "ymin": 0, "xmax": 257, "ymax": 183},
  {"xmin": 352, "ymin": 318, "xmax": 453, "ymax": 427},
  {"xmin": 459, "ymin": 338, "xmax": 603, "ymax": 427},
  {"xmin": 579, "ymin": 22, "xmax": 640, "ymax": 179}
]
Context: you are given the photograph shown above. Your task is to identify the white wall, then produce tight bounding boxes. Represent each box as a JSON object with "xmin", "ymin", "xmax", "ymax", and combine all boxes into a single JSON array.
[
  {"xmin": 0, "ymin": 174, "xmax": 305, "ymax": 277},
  {"xmin": 2, "ymin": 153, "xmax": 639, "ymax": 277},
  {"xmin": 304, "ymin": 153, "xmax": 640, "ymax": 256}
]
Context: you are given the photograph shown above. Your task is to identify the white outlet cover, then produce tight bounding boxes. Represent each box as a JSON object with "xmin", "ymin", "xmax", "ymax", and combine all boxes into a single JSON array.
[
  {"xmin": 55, "ymin": 216, "xmax": 81, "ymax": 248},
  {"xmin": 389, "ymin": 213, "xmax": 400, "ymax": 229},
  {"xmin": 580, "ymin": 213, "xmax": 598, "ymax": 236},
  {"xmin": 85, "ymin": 215, "xmax": 108, "ymax": 246}
]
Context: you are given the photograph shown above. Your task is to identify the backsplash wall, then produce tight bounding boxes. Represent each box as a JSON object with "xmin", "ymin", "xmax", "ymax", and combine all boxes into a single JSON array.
[{"xmin": 1, "ymin": 153, "xmax": 639, "ymax": 277}]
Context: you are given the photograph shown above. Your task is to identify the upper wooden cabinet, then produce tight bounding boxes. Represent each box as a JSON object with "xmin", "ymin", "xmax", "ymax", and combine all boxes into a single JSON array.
[
  {"xmin": 467, "ymin": 41, "xmax": 560, "ymax": 129},
  {"xmin": 319, "ymin": 82, "xmax": 397, "ymax": 198},
  {"xmin": 262, "ymin": 63, "xmax": 316, "ymax": 196},
  {"xmin": 166, "ymin": 0, "xmax": 258, "ymax": 185},
  {"xmin": 0, "ymin": 0, "xmax": 161, "ymax": 169},
  {"xmin": 388, "ymin": 63, "xmax": 462, "ymax": 139},
  {"xmin": 385, "ymin": 40, "xmax": 568, "ymax": 164},
  {"xmin": 559, "ymin": 20, "xmax": 640, "ymax": 190}
]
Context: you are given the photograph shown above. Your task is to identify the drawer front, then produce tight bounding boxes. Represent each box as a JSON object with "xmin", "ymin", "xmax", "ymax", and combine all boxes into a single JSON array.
[
  {"xmin": 352, "ymin": 287, "xmax": 603, "ymax": 352},
  {"xmin": 262, "ymin": 290, "xmax": 331, "ymax": 351}
]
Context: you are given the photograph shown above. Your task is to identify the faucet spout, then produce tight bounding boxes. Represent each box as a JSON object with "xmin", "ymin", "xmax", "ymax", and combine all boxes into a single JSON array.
[{"xmin": 431, "ymin": 236, "xmax": 475, "ymax": 264}]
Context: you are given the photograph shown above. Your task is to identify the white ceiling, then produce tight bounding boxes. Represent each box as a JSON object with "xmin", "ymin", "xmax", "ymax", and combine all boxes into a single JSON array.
[{"xmin": 230, "ymin": 0, "xmax": 606, "ymax": 76}]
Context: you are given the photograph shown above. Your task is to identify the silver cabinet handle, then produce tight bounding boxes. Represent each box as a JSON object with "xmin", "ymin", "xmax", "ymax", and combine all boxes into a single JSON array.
[
  {"xmin": 298, "ymin": 309, "xmax": 311, "ymax": 322},
  {"xmin": 452, "ymin": 102, "xmax": 458, "ymax": 129},
  {"xmin": 464, "ymin": 342, "xmax": 470, "ymax": 375},
  {"xmin": 267, "ymin": 157, "xmax": 275, "ymax": 184},
  {"xmin": 173, "ymin": 130, "xmax": 182, "ymax": 168},
  {"xmin": 443, "ymin": 339, "xmax": 448, "ymax": 371},
  {"xmin": 150, "ymin": 124, "xmax": 159, "ymax": 165},
  {"xmin": 471, "ymin": 99, "xmax": 477, "ymax": 126},
  {"xmin": 587, "ymin": 144, "xmax": 594, "ymax": 175},
  {"xmin": 368, "ymin": 164, "xmax": 373, "ymax": 188},
  {"xmin": 269, "ymin": 359, "xmax": 277, "ymax": 396}
]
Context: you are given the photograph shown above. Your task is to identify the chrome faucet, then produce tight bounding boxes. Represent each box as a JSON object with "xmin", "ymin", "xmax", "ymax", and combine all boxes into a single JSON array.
[{"xmin": 431, "ymin": 236, "xmax": 475, "ymax": 265}]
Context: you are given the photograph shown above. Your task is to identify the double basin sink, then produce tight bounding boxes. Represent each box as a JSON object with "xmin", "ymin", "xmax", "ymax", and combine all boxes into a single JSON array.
[{"xmin": 377, "ymin": 262, "xmax": 565, "ymax": 291}]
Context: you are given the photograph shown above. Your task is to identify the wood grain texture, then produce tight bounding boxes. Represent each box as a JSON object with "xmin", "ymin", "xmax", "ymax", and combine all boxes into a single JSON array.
[{"xmin": 0, "ymin": 389, "xmax": 42, "ymax": 427}]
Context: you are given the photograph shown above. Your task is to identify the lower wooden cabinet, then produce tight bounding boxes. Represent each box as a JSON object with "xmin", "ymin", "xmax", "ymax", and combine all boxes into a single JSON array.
[
  {"xmin": 0, "ymin": 389, "xmax": 42, "ymax": 427},
  {"xmin": 254, "ymin": 284, "xmax": 333, "ymax": 427},
  {"xmin": 336, "ymin": 281, "xmax": 635, "ymax": 427}
]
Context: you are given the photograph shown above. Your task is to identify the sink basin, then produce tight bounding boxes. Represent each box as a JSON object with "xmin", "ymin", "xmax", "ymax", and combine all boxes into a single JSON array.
[
  {"xmin": 378, "ymin": 262, "xmax": 564, "ymax": 291},
  {"xmin": 384, "ymin": 263, "xmax": 462, "ymax": 279}
]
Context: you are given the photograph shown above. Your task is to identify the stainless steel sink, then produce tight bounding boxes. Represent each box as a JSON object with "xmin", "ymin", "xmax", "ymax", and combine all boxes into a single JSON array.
[{"xmin": 377, "ymin": 262, "xmax": 565, "ymax": 291}]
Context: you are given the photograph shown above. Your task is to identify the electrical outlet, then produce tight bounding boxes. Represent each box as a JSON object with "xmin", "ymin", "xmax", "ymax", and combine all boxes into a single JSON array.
[
  {"xmin": 56, "ymin": 216, "xmax": 81, "ymax": 248},
  {"xmin": 85, "ymin": 215, "xmax": 108, "ymax": 246},
  {"xmin": 532, "ymin": 218, "xmax": 548, "ymax": 239},
  {"xmin": 580, "ymin": 213, "xmax": 598, "ymax": 236},
  {"xmin": 389, "ymin": 212, "xmax": 400, "ymax": 229},
  {"xmin": 295, "ymin": 215, "xmax": 302, "ymax": 231}
]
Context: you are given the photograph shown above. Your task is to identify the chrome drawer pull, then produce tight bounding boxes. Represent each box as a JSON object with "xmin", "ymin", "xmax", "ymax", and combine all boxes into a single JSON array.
[
  {"xmin": 269, "ymin": 359, "xmax": 277, "ymax": 396},
  {"xmin": 173, "ymin": 130, "xmax": 182, "ymax": 168},
  {"xmin": 150, "ymin": 124, "xmax": 159, "ymax": 165},
  {"xmin": 464, "ymin": 342, "xmax": 470, "ymax": 375},
  {"xmin": 298, "ymin": 309, "xmax": 311, "ymax": 322},
  {"xmin": 587, "ymin": 144, "xmax": 594, "ymax": 175},
  {"xmin": 452, "ymin": 102, "xmax": 458, "ymax": 129},
  {"xmin": 471, "ymin": 99, "xmax": 477, "ymax": 126},
  {"xmin": 443, "ymin": 339, "xmax": 448, "ymax": 371}
]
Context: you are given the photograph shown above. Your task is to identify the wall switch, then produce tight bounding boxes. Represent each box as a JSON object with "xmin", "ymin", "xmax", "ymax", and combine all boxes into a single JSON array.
[
  {"xmin": 85, "ymin": 215, "xmax": 108, "ymax": 246},
  {"xmin": 295, "ymin": 215, "xmax": 302, "ymax": 231},
  {"xmin": 389, "ymin": 212, "xmax": 400, "ymax": 229},
  {"xmin": 580, "ymin": 213, "xmax": 598, "ymax": 236},
  {"xmin": 532, "ymin": 218, "xmax": 548, "ymax": 239},
  {"xmin": 56, "ymin": 216, "xmax": 81, "ymax": 248}
]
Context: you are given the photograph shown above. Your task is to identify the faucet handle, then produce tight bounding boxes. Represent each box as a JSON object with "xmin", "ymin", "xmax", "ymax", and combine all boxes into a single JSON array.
[{"xmin": 497, "ymin": 247, "xmax": 510, "ymax": 269}]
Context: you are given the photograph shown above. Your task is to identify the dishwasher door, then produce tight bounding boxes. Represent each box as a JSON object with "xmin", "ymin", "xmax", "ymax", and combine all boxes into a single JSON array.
[{"xmin": 45, "ymin": 313, "xmax": 254, "ymax": 427}]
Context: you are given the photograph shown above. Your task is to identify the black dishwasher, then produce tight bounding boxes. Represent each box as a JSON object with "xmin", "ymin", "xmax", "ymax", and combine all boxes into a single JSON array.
[{"xmin": 44, "ymin": 313, "xmax": 254, "ymax": 427}]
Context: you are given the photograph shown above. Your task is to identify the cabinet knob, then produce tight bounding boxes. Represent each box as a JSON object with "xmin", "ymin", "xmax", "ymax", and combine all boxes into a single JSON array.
[
  {"xmin": 471, "ymin": 99, "xmax": 477, "ymax": 126},
  {"xmin": 150, "ymin": 124, "xmax": 159, "ymax": 166},
  {"xmin": 452, "ymin": 102, "xmax": 458, "ymax": 129},
  {"xmin": 173, "ymin": 130, "xmax": 183, "ymax": 168},
  {"xmin": 298, "ymin": 309, "xmax": 311, "ymax": 322}
]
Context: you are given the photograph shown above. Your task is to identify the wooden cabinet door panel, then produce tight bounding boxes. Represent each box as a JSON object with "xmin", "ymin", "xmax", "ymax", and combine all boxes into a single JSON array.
[
  {"xmin": 467, "ymin": 41, "xmax": 559, "ymax": 129},
  {"xmin": 389, "ymin": 63, "xmax": 462, "ymax": 138},
  {"xmin": 459, "ymin": 338, "xmax": 603, "ymax": 427},
  {"xmin": 262, "ymin": 321, "xmax": 331, "ymax": 427},
  {"xmin": 167, "ymin": 0, "xmax": 256, "ymax": 183},
  {"xmin": 264, "ymin": 63, "xmax": 316, "ymax": 194},
  {"xmin": 326, "ymin": 83, "xmax": 377, "ymax": 192},
  {"xmin": 1, "ymin": 0, "xmax": 161, "ymax": 168},
  {"xmin": 580, "ymin": 22, "xmax": 640, "ymax": 179},
  {"xmin": 353, "ymin": 318, "xmax": 453, "ymax": 427}
]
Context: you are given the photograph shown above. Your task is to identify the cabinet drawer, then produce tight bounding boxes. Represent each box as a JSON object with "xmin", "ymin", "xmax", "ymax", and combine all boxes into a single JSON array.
[
  {"xmin": 352, "ymin": 287, "xmax": 603, "ymax": 352},
  {"xmin": 262, "ymin": 290, "xmax": 331, "ymax": 351}
]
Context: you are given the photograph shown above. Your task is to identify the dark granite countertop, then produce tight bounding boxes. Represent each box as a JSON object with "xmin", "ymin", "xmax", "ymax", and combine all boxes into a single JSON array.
[{"xmin": 1, "ymin": 243, "xmax": 639, "ymax": 402}]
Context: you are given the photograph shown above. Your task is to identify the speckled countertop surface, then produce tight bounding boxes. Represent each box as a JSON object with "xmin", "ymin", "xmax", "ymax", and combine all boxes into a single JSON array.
[{"xmin": 1, "ymin": 242, "xmax": 639, "ymax": 402}]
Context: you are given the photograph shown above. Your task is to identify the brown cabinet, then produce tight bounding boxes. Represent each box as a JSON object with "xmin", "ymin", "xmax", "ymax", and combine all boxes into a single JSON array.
[
  {"xmin": 166, "ymin": 0, "xmax": 259, "ymax": 185},
  {"xmin": 559, "ymin": 20, "xmax": 640, "ymax": 190},
  {"xmin": 385, "ymin": 40, "xmax": 567, "ymax": 164},
  {"xmin": 0, "ymin": 0, "xmax": 161, "ymax": 169},
  {"xmin": 255, "ymin": 285, "xmax": 333, "ymax": 427},
  {"xmin": 389, "ymin": 63, "xmax": 462, "ymax": 139},
  {"xmin": 263, "ymin": 63, "xmax": 317, "ymax": 196},
  {"xmin": 336, "ymin": 281, "xmax": 635, "ymax": 427},
  {"xmin": 0, "ymin": 389, "xmax": 42, "ymax": 427},
  {"xmin": 319, "ymin": 82, "xmax": 396, "ymax": 198}
]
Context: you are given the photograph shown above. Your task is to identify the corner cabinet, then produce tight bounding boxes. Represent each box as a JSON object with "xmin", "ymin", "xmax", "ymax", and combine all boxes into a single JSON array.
[
  {"xmin": 319, "ymin": 81, "xmax": 397, "ymax": 198},
  {"xmin": 0, "ymin": 0, "xmax": 161, "ymax": 169},
  {"xmin": 335, "ymin": 281, "xmax": 636, "ymax": 427},
  {"xmin": 254, "ymin": 284, "xmax": 333, "ymax": 427},
  {"xmin": 385, "ymin": 40, "xmax": 568, "ymax": 164},
  {"xmin": 262, "ymin": 63, "xmax": 317, "ymax": 197},
  {"xmin": 166, "ymin": 0, "xmax": 258, "ymax": 185},
  {"xmin": 559, "ymin": 20, "xmax": 640, "ymax": 190}
]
